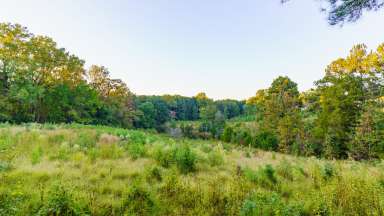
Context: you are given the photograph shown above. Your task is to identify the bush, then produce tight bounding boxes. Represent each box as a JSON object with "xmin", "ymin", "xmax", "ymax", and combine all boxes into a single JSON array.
[
  {"xmin": 174, "ymin": 145, "xmax": 197, "ymax": 174},
  {"xmin": 322, "ymin": 163, "xmax": 335, "ymax": 180},
  {"xmin": 240, "ymin": 192, "xmax": 304, "ymax": 216},
  {"xmin": 38, "ymin": 184, "xmax": 89, "ymax": 216},
  {"xmin": 222, "ymin": 126, "xmax": 234, "ymax": 142},
  {"xmin": 153, "ymin": 144, "xmax": 197, "ymax": 174},
  {"xmin": 253, "ymin": 130, "xmax": 278, "ymax": 151},
  {"xmin": 146, "ymin": 166, "xmax": 163, "ymax": 182},
  {"xmin": 75, "ymin": 131, "xmax": 97, "ymax": 149},
  {"xmin": 126, "ymin": 131, "xmax": 146, "ymax": 145},
  {"xmin": 243, "ymin": 165, "xmax": 278, "ymax": 189},
  {"xmin": 122, "ymin": 184, "xmax": 158, "ymax": 215},
  {"xmin": 154, "ymin": 146, "xmax": 175, "ymax": 168},
  {"xmin": 207, "ymin": 149, "xmax": 224, "ymax": 167}
]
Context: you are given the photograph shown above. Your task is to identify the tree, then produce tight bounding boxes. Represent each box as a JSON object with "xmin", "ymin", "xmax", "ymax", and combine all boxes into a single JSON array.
[
  {"xmin": 135, "ymin": 102, "xmax": 156, "ymax": 129},
  {"xmin": 194, "ymin": 92, "xmax": 213, "ymax": 109},
  {"xmin": 315, "ymin": 43, "xmax": 384, "ymax": 159},
  {"xmin": 349, "ymin": 104, "xmax": 383, "ymax": 160},
  {"xmin": 199, "ymin": 104, "xmax": 218, "ymax": 121},
  {"xmin": 264, "ymin": 76, "xmax": 303, "ymax": 153},
  {"xmin": 282, "ymin": 0, "xmax": 384, "ymax": 25},
  {"xmin": 88, "ymin": 65, "xmax": 135, "ymax": 128}
]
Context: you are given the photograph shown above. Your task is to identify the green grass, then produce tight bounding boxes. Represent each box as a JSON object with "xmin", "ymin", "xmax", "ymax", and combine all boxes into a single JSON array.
[{"xmin": 0, "ymin": 123, "xmax": 383, "ymax": 215}]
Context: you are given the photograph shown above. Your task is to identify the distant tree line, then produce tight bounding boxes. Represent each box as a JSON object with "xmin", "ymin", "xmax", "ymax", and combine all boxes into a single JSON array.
[
  {"xmin": 0, "ymin": 23, "xmax": 245, "ymax": 130},
  {"xmin": 1, "ymin": 23, "xmax": 383, "ymax": 160}
]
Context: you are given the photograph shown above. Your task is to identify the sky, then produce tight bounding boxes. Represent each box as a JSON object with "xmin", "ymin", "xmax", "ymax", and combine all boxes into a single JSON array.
[{"xmin": 0, "ymin": 0, "xmax": 383, "ymax": 100}]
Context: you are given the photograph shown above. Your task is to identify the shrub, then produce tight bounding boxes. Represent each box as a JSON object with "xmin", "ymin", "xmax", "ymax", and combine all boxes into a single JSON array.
[
  {"xmin": 154, "ymin": 146, "xmax": 175, "ymax": 168},
  {"xmin": 240, "ymin": 192, "xmax": 304, "ymax": 216},
  {"xmin": 76, "ymin": 131, "xmax": 96, "ymax": 149},
  {"xmin": 0, "ymin": 191, "xmax": 23, "ymax": 215},
  {"xmin": 174, "ymin": 145, "xmax": 197, "ymax": 174},
  {"xmin": 322, "ymin": 163, "xmax": 335, "ymax": 180},
  {"xmin": 180, "ymin": 124, "xmax": 195, "ymax": 139},
  {"xmin": 263, "ymin": 164, "xmax": 278, "ymax": 184},
  {"xmin": 38, "ymin": 184, "xmax": 89, "ymax": 216},
  {"xmin": 127, "ymin": 131, "xmax": 146, "ymax": 145},
  {"xmin": 253, "ymin": 130, "xmax": 278, "ymax": 151},
  {"xmin": 153, "ymin": 144, "xmax": 197, "ymax": 174},
  {"xmin": 222, "ymin": 126, "xmax": 234, "ymax": 142},
  {"xmin": 146, "ymin": 166, "xmax": 162, "ymax": 182},
  {"xmin": 127, "ymin": 142, "xmax": 146, "ymax": 160},
  {"xmin": 122, "ymin": 184, "xmax": 157, "ymax": 215},
  {"xmin": 243, "ymin": 165, "xmax": 278, "ymax": 189}
]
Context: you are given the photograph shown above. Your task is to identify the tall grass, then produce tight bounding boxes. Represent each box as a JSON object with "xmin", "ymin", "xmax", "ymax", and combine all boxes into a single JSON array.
[{"xmin": 0, "ymin": 123, "xmax": 383, "ymax": 215}]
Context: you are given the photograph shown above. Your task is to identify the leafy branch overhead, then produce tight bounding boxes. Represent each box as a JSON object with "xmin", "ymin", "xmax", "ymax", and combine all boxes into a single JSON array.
[{"xmin": 282, "ymin": 0, "xmax": 384, "ymax": 25}]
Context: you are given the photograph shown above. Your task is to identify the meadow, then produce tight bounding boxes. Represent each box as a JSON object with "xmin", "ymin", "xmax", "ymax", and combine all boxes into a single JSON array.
[{"xmin": 1, "ymin": 123, "xmax": 383, "ymax": 216}]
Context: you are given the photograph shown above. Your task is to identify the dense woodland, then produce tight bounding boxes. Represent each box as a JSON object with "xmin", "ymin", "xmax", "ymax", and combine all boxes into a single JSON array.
[{"xmin": 0, "ymin": 23, "xmax": 383, "ymax": 160}]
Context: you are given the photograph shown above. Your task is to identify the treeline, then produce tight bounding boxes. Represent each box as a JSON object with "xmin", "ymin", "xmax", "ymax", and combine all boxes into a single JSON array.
[
  {"xmin": 168, "ymin": 44, "xmax": 384, "ymax": 160},
  {"xmin": 0, "ymin": 23, "xmax": 244, "ymax": 130},
  {"xmin": 1, "ymin": 23, "xmax": 383, "ymax": 160},
  {"xmin": 134, "ymin": 94, "xmax": 244, "ymax": 131},
  {"xmin": 220, "ymin": 44, "xmax": 384, "ymax": 160}
]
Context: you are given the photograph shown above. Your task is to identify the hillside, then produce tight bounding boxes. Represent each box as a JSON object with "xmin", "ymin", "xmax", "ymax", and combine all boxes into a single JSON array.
[{"xmin": 1, "ymin": 124, "xmax": 383, "ymax": 215}]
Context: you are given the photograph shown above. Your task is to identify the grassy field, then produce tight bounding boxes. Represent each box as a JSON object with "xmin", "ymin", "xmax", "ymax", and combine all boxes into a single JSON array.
[{"xmin": 0, "ymin": 124, "xmax": 384, "ymax": 215}]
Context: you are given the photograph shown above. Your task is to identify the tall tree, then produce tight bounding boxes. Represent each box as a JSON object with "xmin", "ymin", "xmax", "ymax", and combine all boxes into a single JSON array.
[
  {"xmin": 315, "ymin": 43, "xmax": 384, "ymax": 159},
  {"xmin": 264, "ymin": 76, "xmax": 303, "ymax": 153}
]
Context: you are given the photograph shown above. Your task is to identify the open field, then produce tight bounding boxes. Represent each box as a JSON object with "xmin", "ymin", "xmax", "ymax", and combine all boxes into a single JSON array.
[{"xmin": 1, "ymin": 124, "xmax": 383, "ymax": 215}]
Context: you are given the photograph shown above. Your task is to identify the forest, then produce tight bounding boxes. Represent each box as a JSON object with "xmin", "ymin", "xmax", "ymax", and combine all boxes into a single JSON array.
[{"xmin": 1, "ymin": 23, "xmax": 383, "ymax": 161}]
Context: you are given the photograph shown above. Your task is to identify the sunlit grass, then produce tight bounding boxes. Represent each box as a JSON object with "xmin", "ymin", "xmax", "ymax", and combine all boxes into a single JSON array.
[{"xmin": 0, "ymin": 123, "xmax": 383, "ymax": 215}]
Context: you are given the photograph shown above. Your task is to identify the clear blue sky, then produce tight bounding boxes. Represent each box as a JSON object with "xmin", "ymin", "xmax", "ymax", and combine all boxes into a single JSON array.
[{"xmin": 1, "ymin": 0, "xmax": 383, "ymax": 99}]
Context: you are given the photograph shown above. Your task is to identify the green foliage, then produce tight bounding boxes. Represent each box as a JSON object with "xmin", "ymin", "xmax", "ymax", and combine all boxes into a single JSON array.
[
  {"xmin": 37, "ymin": 184, "xmax": 89, "ymax": 216},
  {"xmin": 153, "ymin": 144, "xmax": 197, "ymax": 173},
  {"xmin": 283, "ymin": 0, "xmax": 384, "ymax": 25},
  {"xmin": 322, "ymin": 163, "xmax": 335, "ymax": 180},
  {"xmin": 127, "ymin": 142, "xmax": 146, "ymax": 160},
  {"xmin": 122, "ymin": 184, "xmax": 158, "ymax": 215},
  {"xmin": 207, "ymin": 148, "xmax": 224, "ymax": 167},
  {"xmin": 154, "ymin": 145, "xmax": 175, "ymax": 168},
  {"xmin": 276, "ymin": 160, "xmax": 294, "ymax": 181},
  {"xmin": 0, "ymin": 161, "xmax": 11, "ymax": 172},
  {"xmin": 0, "ymin": 124, "xmax": 383, "ymax": 215},
  {"xmin": 240, "ymin": 192, "xmax": 304, "ymax": 216},
  {"xmin": 254, "ymin": 130, "xmax": 279, "ymax": 151},
  {"xmin": 31, "ymin": 145, "xmax": 43, "ymax": 165},
  {"xmin": 244, "ymin": 165, "xmax": 278, "ymax": 189},
  {"xmin": 174, "ymin": 144, "xmax": 198, "ymax": 174}
]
